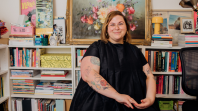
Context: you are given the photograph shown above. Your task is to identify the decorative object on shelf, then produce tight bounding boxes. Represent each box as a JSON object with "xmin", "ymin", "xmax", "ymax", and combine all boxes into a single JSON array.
[
  {"xmin": 49, "ymin": 34, "xmax": 58, "ymax": 46},
  {"xmin": 179, "ymin": 0, "xmax": 198, "ymax": 12},
  {"xmin": 180, "ymin": 17, "xmax": 195, "ymax": 33},
  {"xmin": 152, "ymin": 17, "xmax": 163, "ymax": 34},
  {"xmin": 152, "ymin": 9, "xmax": 194, "ymax": 46},
  {"xmin": 66, "ymin": 0, "xmax": 152, "ymax": 45},
  {"xmin": 0, "ymin": 20, "xmax": 8, "ymax": 39}
]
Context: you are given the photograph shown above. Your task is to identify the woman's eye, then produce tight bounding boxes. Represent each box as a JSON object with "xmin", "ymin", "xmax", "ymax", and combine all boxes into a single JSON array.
[
  {"xmin": 119, "ymin": 23, "xmax": 123, "ymax": 25},
  {"xmin": 109, "ymin": 24, "xmax": 115, "ymax": 26}
]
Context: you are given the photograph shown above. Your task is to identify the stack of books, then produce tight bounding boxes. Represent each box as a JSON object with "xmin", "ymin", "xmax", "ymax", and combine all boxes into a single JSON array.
[
  {"xmin": 9, "ymin": 35, "xmax": 34, "ymax": 46},
  {"xmin": 151, "ymin": 34, "xmax": 173, "ymax": 47},
  {"xmin": 11, "ymin": 70, "xmax": 39, "ymax": 77},
  {"xmin": 12, "ymin": 79, "xmax": 36, "ymax": 94},
  {"xmin": 35, "ymin": 82, "xmax": 54, "ymax": 95},
  {"xmin": 53, "ymin": 81, "xmax": 72, "ymax": 95},
  {"xmin": 178, "ymin": 34, "xmax": 198, "ymax": 47},
  {"xmin": 41, "ymin": 70, "xmax": 69, "ymax": 78}
]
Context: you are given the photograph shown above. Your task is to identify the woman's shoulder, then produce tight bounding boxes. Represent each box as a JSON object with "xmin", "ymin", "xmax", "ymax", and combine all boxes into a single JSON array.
[{"xmin": 90, "ymin": 40, "xmax": 105, "ymax": 48}]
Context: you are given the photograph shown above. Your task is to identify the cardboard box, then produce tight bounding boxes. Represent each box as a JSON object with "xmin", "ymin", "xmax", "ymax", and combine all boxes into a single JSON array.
[
  {"xmin": 65, "ymin": 99, "xmax": 72, "ymax": 111},
  {"xmin": 0, "ymin": 38, "xmax": 9, "ymax": 45}
]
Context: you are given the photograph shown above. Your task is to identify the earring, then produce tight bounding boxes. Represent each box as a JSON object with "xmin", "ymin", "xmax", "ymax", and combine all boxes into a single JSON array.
[{"xmin": 126, "ymin": 31, "xmax": 129, "ymax": 34}]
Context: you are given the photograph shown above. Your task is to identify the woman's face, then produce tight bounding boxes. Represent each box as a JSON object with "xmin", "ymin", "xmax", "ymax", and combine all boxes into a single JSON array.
[{"xmin": 107, "ymin": 15, "xmax": 127, "ymax": 44}]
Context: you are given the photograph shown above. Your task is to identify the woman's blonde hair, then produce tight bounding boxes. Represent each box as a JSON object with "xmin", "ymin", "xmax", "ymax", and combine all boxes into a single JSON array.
[{"xmin": 101, "ymin": 11, "xmax": 132, "ymax": 43}]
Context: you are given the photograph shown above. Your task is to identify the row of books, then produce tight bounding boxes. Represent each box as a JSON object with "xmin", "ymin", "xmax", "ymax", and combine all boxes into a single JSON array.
[
  {"xmin": 178, "ymin": 34, "xmax": 198, "ymax": 47},
  {"xmin": 41, "ymin": 70, "xmax": 69, "ymax": 78},
  {"xmin": 11, "ymin": 98, "xmax": 71, "ymax": 111},
  {"xmin": 145, "ymin": 51, "xmax": 181, "ymax": 72},
  {"xmin": 13, "ymin": 81, "xmax": 72, "ymax": 95},
  {"xmin": 155, "ymin": 75, "xmax": 184, "ymax": 94},
  {"xmin": 9, "ymin": 35, "xmax": 34, "ymax": 46},
  {"xmin": 0, "ymin": 77, "xmax": 4, "ymax": 98},
  {"xmin": 151, "ymin": 34, "xmax": 173, "ymax": 47},
  {"xmin": 10, "ymin": 48, "xmax": 46, "ymax": 67},
  {"xmin": 11, "ymin": 70, "xmax": 69, "ymax": 78},
  {"xmin": 76, "ymin": 49, "xmax": 87, "ymax": 67},
  {"xmin": 13, "ymin": 79, "xmax": 36, "ymax": 94}
]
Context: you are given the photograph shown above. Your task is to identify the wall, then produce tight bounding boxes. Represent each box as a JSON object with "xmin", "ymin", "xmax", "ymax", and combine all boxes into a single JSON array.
[{"xmin": 0, "ymin": 0, "xmax": 190, "ymax": 38}]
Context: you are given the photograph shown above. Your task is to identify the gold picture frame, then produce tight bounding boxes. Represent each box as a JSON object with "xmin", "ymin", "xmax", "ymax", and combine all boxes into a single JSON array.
[{"xmin": 66, "ymin": 0, "xmax": 152, "ymax": 45}]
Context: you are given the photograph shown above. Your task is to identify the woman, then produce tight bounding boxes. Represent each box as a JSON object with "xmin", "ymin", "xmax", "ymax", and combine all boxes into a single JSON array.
[{"xmin": 70, "ymin": 11, "xmax": 160, "ymax": 111}]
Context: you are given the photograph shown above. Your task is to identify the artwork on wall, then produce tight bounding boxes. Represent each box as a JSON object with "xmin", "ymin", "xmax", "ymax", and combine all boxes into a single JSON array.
[
  {"xmin": 152, "ymin": 9, "xmax": 194, "ymax": 45},
  {"xmin": 66, "ymin": 0, "xmax": 152, "ymax": 45},
  {"xmin": 21, "ymin": 0, "xmax": 36, "ymax": 27}
]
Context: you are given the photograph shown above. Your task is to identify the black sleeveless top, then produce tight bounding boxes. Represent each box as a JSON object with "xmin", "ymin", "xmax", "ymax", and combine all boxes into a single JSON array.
[{"xmin": 69, "ymin": 40, "xmax": 160, "ymax": 111}]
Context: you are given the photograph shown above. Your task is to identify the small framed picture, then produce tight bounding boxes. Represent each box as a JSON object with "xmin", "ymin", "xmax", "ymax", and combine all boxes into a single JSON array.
[{"xmin": 180, "ymin": 17, "xmax": 195, "ymax": 33}]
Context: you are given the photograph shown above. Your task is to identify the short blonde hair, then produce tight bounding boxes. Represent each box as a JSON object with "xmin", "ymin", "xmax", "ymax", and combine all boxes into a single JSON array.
[{"xmin": 100, "ymin": 11, "xmax": 132, "ymax": 43}]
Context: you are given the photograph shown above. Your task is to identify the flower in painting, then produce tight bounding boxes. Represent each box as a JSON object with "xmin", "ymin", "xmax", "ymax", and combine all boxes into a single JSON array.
[
  {"xmin": 93, "ymin": 13, "xmax": 98, "ymax": 19},
  {"xmin": 97, "ymin": 0, "xmax": 102, "ymax": 3},
  {"xmin": 94, "ymin": 22, "xmax": 101, "ymax": 30},
  {"xmin": 122, "ymin": 12, "xmax": 126, "ymax": 16},
  {"xmin": 130, "ymin": 23, "xmax": 136, "ymax": 31},
  {"xmin": 81, "ymin": 15, "xmax": 87, "ymax": 23},
  {"xmin": 127, "ymin": 7, "xmax": 135, "ymax": 14},
  {"xmin": 93, "ymin": 6, "xmax": 99, "ymax": 13},
  {"xmin": 97, "ymin": 8, "xmax": 108, "ymax": 21},
  {"xmin": 100, "ymin": 18, "xmax": 106, "ymax": 24},
  {"xmin": 107, "ymin": 5, "xmax": 117, "ymax": 13},
  {"xmin": 87, "ymin": 16, "xmax": 94, "ymax": 24},
  {"xmin": 127, "ymin": 15, "xmax": 133, "ymax": 21},
  {"xmin": 116, "ymin": 4, "xmax": 125, "ymax": 12}
]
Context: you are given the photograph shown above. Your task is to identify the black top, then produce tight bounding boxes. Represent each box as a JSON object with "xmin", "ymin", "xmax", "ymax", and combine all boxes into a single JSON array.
[{"xmin": 70, "ymin": 40, "xmax": 160, "ymax": 111}]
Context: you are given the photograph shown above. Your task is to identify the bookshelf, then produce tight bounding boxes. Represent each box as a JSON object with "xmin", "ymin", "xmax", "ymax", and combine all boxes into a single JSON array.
[
  {"xmin": 4, "ymin": 44, "xmax": 197, "ymax": 110},
  {"xmin": 0, "ymin": 45, "xmax": 10, "ymax": 108},
  {"xmin": 8, "ymin": 45, "xmax": 74, "ymax": 110}
]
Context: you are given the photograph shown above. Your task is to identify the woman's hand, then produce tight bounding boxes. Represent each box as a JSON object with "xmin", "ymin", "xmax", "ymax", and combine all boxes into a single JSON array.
[
  {"xmin": 134, "ymin": 97, "xmax": 153, "ymax": 109},
  {"xmin": 114, "ymin": 93, "xmax": 138, "ymax": 109}
]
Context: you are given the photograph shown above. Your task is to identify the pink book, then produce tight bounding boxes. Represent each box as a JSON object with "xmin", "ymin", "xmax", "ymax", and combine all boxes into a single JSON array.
[{"xmin": 16, "ymin": 47, "xmax": 18, "ymax": 67}]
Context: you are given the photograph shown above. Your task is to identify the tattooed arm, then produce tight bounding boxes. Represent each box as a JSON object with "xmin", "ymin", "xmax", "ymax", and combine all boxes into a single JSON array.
[
  {"xmin": 81, "ymin": 56, "xmax": 138, "ymax": 109},
  {"xmin": 135, "ymin": 63, "xmax": 156, "ymax": 109}
]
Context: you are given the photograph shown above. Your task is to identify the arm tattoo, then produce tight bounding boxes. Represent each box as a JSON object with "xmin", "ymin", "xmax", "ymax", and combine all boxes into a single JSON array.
[
  {"xmin": 90, "ymin": 73, "xmax": 112, "ymax": 91},
  {"xmin": 146, "ymin": 68, "xmax": 151, "ymax": 75},
  {"xmin": 85, "ymin": 66, "xmax": 91, "ymax": 77},
  {"xmin": 90, "ymin": 57, "xmax": 100, "ymax": 66}
]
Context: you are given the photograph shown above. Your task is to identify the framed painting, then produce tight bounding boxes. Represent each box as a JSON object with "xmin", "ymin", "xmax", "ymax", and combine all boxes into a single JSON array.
[{"xmin": 66, "ymin": 0, "xmax": 152, "ymax": 45}]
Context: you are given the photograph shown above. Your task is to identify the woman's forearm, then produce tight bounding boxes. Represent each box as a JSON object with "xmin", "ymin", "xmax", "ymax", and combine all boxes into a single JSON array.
[
  {"xmin": 82, "ymin": 68, "xmax": 119, "ymax": 100},
  {"xmin": 145, "ymin": 75, "xmax": 156, "ymax": 103}
]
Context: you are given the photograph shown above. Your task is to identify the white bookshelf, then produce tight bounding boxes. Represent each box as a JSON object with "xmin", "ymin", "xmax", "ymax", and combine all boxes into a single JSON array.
[
  {"xmin": 0, "ymin": 70, "xmax": 8, "ymax": 76},
  {"xmin": 0, "ymin": 45, "xmax": 10, "ymax": 109},
  {"xmin": 9, "ymin": 67, "xmax": 72, "ymax": 70},
  {"xmin": 11, "ymin": 94, "xmax": 72, "ymax": 99},
  {"xmin": 5, "ymin": 44, "xmax": 197, "ymax": 111},
  {"xmin": 10, "ymin": 73, "xmax": 72, "ymax": 80}
]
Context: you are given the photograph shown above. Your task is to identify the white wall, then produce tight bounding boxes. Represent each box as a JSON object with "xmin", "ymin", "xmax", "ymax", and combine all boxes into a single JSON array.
[{"xmin": 0, "ymin": 0, "xmax": 190, "ymax": 38}]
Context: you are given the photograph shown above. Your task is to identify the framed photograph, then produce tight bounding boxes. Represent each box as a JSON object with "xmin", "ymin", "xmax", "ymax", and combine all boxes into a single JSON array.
[
  {"xmin": 66, "ymin": 0, "xmax": 152, "ymax": 45},
  {"xmin": 180, "ymin": 17, "xmax": 195, "ymax": 33},
  {"xmin": 152, "ymin": 9, "xmax": 194, "ymax": 45}
]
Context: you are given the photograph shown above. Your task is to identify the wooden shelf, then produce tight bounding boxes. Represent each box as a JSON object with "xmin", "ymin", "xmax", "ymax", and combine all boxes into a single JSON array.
[
  {"xmin": 0, "ymin": 70, "xmax": 8, "ymax": 76},
  {"xmin": 10, "ymin": 74, "xmax": 72, "ymax": 80},
  {"xmin": 9, "ymin": 67, "xmax": 72, "ymax": 70},
  {"xmin": 8, "ymin": 45, "xmax": 72, "ymax": 48},
  {"xmin": 0, "ymin": 96, "xmax": 9, "ymax": 104},
  {"xmin": 11, "ymin": 94, "xmax": 72, "ymax": 99},
  {"xmin": 156, "ymin": 94, "xmax": 196, "ymax": 99}
]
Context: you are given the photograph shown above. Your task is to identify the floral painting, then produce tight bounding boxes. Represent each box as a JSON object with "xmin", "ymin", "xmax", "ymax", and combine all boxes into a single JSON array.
[{"xmin": 72, "ymin": 0, "xmax": 146, "ymax": 39}]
